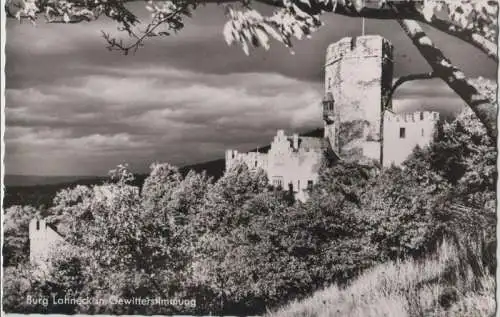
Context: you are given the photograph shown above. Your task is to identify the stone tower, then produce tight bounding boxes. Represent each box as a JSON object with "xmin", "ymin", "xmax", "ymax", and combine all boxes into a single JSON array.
[
  {"xmin": 29, "ymin": 218, "xmax": 64, "ymax": 269},
  {"xmin": 323, "ymin": 35, "xmax": 394, "ymax": 163}
]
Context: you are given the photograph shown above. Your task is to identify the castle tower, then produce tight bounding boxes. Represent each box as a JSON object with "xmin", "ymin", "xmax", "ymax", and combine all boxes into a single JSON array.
[
  {"xmin": 29, "ymin": 217, "xmax": 64, "ymax": 268},
  {"xmin": 324, "ymin": 35, "xmax": 394, "ymax": 163}
]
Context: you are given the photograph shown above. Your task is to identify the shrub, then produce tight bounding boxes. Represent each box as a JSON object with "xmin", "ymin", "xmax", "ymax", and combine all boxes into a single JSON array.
[{"xmin": 3, "ymin": 206, "xmax": 39, "ymax": 267}]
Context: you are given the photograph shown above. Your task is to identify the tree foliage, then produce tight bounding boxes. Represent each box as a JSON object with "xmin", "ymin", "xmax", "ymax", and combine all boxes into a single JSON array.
[
  {"xmin": 3, "ymin": 205, "xmax": 39, "ymax": 267},
  {"xmin": 362, "ymin": 96, "xmax": 496, "ymax": 262},
  {"xmin": 14, "ymin": 163, "xmax": 206, "ymax": 314},
  {"xmin": 6, "ymin": 0, "xmax": 497, "ymax": 57},
  {"xmin": 3, "ymin": 99, "xmax": 496, "ymax": 313}
]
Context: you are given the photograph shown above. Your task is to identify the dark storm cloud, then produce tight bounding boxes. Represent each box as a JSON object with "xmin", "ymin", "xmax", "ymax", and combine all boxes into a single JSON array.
[
  {"xmin": 5, "ymin": 64, "xmax": 324, "ymax": 175},
  {"xmin": 4, "ymin": 3, "xmax": 495, "ymax": 175}
]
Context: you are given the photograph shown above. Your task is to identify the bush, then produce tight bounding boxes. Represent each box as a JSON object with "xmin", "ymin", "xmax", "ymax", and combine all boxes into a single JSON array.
[{"xmin": 3, "ymin": 206, "xmax": 39, "ymax": 267}]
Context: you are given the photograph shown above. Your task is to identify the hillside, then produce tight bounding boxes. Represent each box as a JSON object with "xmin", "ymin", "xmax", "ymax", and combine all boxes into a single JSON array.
[
  {"xmin": 267, "ymin": 240, "xmax": 495, "ymax": 317},
  {"xmin": 4, "ymin": 175, "xmax": 106, "ymax": 187}
]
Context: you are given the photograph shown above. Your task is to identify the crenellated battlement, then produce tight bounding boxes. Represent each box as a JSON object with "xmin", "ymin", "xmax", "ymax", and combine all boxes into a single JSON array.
[
  {"xmin": 382, "ymin": 110, "xmax": 440, "ymax": 166},
  {"xmin": 326, "ymin": 35, "xmax": 393, "ymax": 66},
  {"xmin": 384, "ymin": 111, "xmax": 440, "ymax": 123},
  {"xmin": 225, "ymin": 148, "xmax": 268, "ymax": 172},
  {"xmin": 224, "ymin": 35, "xmax": 441, "ymax": 199}
]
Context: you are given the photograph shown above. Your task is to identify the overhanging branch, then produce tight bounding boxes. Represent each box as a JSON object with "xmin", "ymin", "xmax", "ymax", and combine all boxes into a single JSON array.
[
  {"xmin": 5, "ymin": 0, "xmax": 497, "ymax": 60},
  {"xmin": 389, "ymin": 3, "xmax": 497, "ymax": 141},
  {"xmin": 264, "ymin": 0, "xmax": 498, "ymax": 61},
  {"xmin": 384, "ymin": 72, "xmax": 438, "ymax": 110},
  {"xmin": 425, "ymin": 16, "xmax": 498, "ymax": 62}
]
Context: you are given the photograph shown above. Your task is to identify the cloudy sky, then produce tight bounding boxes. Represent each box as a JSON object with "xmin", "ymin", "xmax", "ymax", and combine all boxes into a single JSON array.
[{"xmin": 5, "ymin": 3, "xmax": 497, "ymax": 176}]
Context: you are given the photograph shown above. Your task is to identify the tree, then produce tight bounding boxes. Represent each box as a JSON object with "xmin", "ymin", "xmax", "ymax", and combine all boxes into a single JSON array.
[
  {"xmin": 3, "ymin": 262, "xmax": 76, "ymax": 313},
  {"xmin": 5, "ymin": 0, "xmax": 498, "ymax": 139},
  {"xmin": 42, "ymin": 163, "xmax": 200, "ymax": 314},
  {"xmin": 191, "ymin": 162, "xmax": 268, "ymax": 313},
  {"xmin": 304, "ymin": 161, "xmax": 380, "ymax": 282},
  {"xmin": 361, "ymin": 88, "xmax": 497, "ymax": 262},
  {"xmin": 3, "ymin": 205, "xmax": 39, "ymax": 267}
]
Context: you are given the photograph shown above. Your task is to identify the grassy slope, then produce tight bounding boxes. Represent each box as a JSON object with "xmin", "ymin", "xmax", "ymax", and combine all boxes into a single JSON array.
[{"xmin": 267, "ymin": 240, "xmax": 495, "ymax": 317}]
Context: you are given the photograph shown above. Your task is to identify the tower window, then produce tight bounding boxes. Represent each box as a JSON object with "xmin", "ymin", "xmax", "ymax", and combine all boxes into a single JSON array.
[
  {"xmin": 328, "ymin": 77, "xmax": 331, "ymax": 89},
  {"xmin": 421, "ymin": 128, "xmax": 424, "ymax": 136},
  {"xmin": 36, "ymin": 220, "xmax": 40, "ymax": 230},
  {"xmin": 420, "ymin": 112, "xmax": 424, "ymax": 120},
  {"xmin": 307, "ymin": 180, "xmax": 314, "ymax": 190},
  {"xmin": 255, "ymin": 160, "xmax": 258, "ymax": 167},
  {"xmin": 322, "ymin": 93, "xmax": 334, "ymax": 112},
  {"xmin": 399, "ymin": 127, "xmax": 406, "ymax": 139}
]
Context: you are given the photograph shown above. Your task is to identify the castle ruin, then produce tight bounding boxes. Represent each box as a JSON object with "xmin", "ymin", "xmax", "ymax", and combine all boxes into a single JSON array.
[
  {"xmin": 225, "ymin": 35, "xmax": 440, "ymax": 200},
  {"xmin": 29, "ymin": 217, "xmax": 65, "ymax": 273}
]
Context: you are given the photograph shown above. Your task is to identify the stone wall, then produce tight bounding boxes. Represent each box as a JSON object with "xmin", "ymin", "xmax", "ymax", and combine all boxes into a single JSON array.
[
  {"xmin": 225, "ymin": 149, "xmax": 268, "ymax": 172},
  {"xmin": 225, "ymin": 130, "xmax": 323, "ymax": 201},
  {"xmin": 29, "ymin": 218, "xmax": 65, "ymax": 272},
  {"xmin": 324, "ymin": 35, "xmax": 394, "ymax": 162},
  {"xmin": 382, "ymin": 111, "xmax": 440, "ymax": 166}
]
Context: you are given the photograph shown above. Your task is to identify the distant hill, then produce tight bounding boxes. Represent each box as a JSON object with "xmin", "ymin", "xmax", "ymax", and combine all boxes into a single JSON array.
[
  {"xmin": 4, "ymin": 175, "xmax": 104, "ymax": 187},
  {"xmin": 2, "ymin": 128, "xmax": 324, "ymax": 209}
]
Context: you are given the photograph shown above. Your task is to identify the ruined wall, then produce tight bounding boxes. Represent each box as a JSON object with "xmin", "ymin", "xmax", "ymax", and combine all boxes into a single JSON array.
[
  {"xmin": 382, "ymin": 111, "xmax": 440, "ymax": 166},
  {"xmin": 29, "ymin": 218, "xmax": 65, "ymax": 272},
  {"xmin": 225, "ymin": 149, "xmax": 268, "ymax": 172},
  {"xmin": 267, "ymin": 131, "xmax": 323, "ymax": 199},
  {"xmin": 324, "ymin": 35, "xmax": 394, "ymax": 163},
  {"xmin": 225, "ymin": 130, "xmax": 323, "ymax": 201}
]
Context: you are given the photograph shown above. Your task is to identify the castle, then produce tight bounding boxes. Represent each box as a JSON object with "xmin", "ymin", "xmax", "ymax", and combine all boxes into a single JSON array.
[
  {"xmin": 225, "ymin": 35, "xmax": 439, "ymax": 200},
  {"xmin": 29, "ymin": 35, "xmax": 441, "ymax": 268}
]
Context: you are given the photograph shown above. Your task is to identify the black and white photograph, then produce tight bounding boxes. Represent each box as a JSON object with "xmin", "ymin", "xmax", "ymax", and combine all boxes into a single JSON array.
[{"xmin": 1, "ymin": 0, "xmax": 498, "ymax": 316}]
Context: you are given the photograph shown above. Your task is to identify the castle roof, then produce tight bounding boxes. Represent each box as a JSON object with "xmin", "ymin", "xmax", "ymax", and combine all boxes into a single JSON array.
[{"xmin": 47, "ymin": 223, "xmax": 64, "ymax": 237}]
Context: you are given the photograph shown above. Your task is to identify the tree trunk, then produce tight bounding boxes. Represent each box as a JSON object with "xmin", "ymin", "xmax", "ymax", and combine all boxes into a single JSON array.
[{"xmin": 395, "ymin": 18, "xmax": 497, "ymax": 141}]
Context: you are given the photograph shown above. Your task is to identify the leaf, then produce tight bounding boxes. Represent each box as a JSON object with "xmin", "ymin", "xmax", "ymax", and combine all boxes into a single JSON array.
[
  {"xmin": 241, "ymin": 40, "xmax": 250, "ymax": 56},
  {"xmin": 260, "ymin": 23, "xmax": 283, "ymax": 43},
  {"xmin": 421, "ymin": 2, "xmax": 435, "ymax": 22},
  {"xmin": 299, "ymin": 0, "xmax": 311, "ymax": 7},
  {"xmin": 352, "ymin": 0, "xmax": 364, "ymax": 12},
  {"xmin": 255, "ymin": 28, "xmax": 270, "ymax": 50},
  {"xmin": 223, "ymin": 21, "xmax": 234, "ymax": 45}
]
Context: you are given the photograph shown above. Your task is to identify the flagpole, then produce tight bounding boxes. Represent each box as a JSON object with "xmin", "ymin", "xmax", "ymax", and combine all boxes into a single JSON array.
[{"xmin": 361, "ymin": 0, "xmax": 365, "ymax": 36}]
